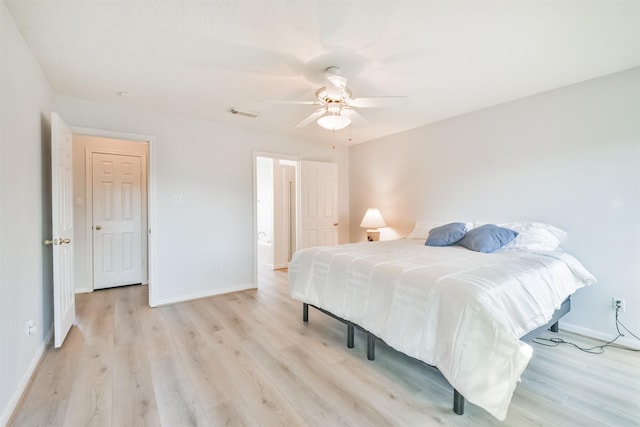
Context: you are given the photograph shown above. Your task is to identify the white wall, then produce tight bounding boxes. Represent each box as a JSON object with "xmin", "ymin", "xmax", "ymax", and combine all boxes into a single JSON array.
[
  {"xmin": 0, "ymin": 1, "xmax": 53, "ymax": 424},
  {"xmin": 349, "ymin": 68, "xmax": 640, "ymax": 346},
  {"xmin": 53, "ymin": 95, "xmax": 350, "ymax": 305}
]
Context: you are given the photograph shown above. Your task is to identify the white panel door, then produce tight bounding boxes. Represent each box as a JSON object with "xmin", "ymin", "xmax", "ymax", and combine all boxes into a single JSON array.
[
  {"xmin": 298, "ymin": 160, "xmax": 338, "ymax": 249},
  {"xmin": 49, "ymin": 113, "xmax": 75, "ymax": 348},
  {"xmin": 92, "ymin": 153, "xmax": 144, "ymax": 289}
]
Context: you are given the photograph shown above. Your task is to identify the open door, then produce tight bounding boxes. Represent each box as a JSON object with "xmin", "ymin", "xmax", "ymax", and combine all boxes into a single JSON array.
[
  {"xmin": 298, "ymin": 160, "xmax": 338, "ymax": 249},
  {"xmin": 46, "ymin": 113, "xmax": 75, "ymax": 348}
]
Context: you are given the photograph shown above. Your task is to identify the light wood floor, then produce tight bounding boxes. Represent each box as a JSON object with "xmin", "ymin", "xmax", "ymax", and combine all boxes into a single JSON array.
[{"xmin": 9, "ymin": 267, "xmax": 640, "ymax": 427}]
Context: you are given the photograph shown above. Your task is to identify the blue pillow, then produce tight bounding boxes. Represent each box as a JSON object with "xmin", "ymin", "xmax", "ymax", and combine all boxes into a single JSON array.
[
  {"xmin": 425, "ymin": 222, "xmax": 468, "ymax": 246},
  {"xmin": 458, "ymin": 224, "xmax": 518, "ymax": 253}
]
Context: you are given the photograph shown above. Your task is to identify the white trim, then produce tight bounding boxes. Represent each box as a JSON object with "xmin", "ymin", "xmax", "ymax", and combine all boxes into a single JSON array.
[
  {"xmin": 560, "ymin": 322, "xmax": 640, "ymax": 350},
  {"xmin": 70, "ymin": 126, "xmax": 158, "ymax": 307},
  {"xmin": 154, "ymin": 284, "xmax": 257, "ymax": 307}
]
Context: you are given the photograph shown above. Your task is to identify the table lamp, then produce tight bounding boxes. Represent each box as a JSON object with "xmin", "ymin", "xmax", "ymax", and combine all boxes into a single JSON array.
[{"xmin": 360, "ymin": 208, "xmax": 386, "ymax": 241}]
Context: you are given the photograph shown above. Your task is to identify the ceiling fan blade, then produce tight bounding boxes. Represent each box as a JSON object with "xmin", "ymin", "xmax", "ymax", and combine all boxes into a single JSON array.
[
  {"xmin": 348, "ymin": 96, "xmax": 408, "ymax": 108},
  {"xmin": 294, "ymin": 108, "xmax": 326, "ymax": 128}
]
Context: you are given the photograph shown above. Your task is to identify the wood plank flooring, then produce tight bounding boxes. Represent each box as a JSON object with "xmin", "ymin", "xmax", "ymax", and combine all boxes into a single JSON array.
[{"xmin": 9, "ymin": 267, "xmax": 640, "ymax": 426}]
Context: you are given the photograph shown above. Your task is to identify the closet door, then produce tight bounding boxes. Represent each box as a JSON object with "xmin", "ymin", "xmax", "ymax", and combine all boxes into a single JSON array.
[
  {"xmin": 298, "ymin": 161, "xmax": 338, "ymax": 249},
  {"xmin": 92, "ymin": 153, "xmax": 144, "ymax": 289}
]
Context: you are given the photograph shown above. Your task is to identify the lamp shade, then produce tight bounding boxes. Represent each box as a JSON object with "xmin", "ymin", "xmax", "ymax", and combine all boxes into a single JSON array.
[{"xmin": 360, "ymin": 208, "xmax": 387, "ymax": 229}]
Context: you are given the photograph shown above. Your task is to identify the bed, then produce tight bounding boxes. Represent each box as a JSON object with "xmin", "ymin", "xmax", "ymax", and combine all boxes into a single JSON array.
[{"xmin": 288, "ymin": 222, "xmax": 596, "ymax": 420}]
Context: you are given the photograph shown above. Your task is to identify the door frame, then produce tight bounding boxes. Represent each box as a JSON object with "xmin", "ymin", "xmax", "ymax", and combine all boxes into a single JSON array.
[
  {"xmin": 252, "ymin": 151, "xmax": 300, "ymax": 286},
  {"xmin": 72, "ymin": 126, "xmax": 158, "ymax": 307},
  {"xmin": 87, "ymin": 149, "xmax": 148, "ymax": 289}
]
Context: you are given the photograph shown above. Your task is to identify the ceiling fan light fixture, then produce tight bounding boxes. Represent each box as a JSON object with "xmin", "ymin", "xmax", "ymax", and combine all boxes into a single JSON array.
[{"xmin": 317, "ymin": 113, "xmax": 351, "ymax": 130}]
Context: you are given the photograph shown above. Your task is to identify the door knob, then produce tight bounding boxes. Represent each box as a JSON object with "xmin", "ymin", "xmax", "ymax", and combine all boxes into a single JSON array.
[
  {"xmin": 95, "ymin": 225, "xmax": 102, "ymax": 230},
  {"xmin": 60, "ymin": 238, "xmax": 71, "ymax": 244}
]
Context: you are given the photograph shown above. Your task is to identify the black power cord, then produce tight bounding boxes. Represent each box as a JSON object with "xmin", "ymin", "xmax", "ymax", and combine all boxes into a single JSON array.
[{"xmin": 533, "ymin": 307, "xmax": 640, "ymax": 353}]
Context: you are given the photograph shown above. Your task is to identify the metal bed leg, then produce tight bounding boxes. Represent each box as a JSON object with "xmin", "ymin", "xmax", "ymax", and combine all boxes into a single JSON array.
[
  {"xmin": 453, "ymin": 389, "xmax": 465, "ymax": 415},
  {"xmin": 347, "ymin": 323, "xmax": 355, "ymax": 348},
  {"xmin": 550, "ymin": 321, "xmax": 559, "ymax": 333},
  {"xmin": 367, "ymin": 333, "xmax": 375, "ymax": 360},
  {"xmin": 303, "ymin": 303, "xmax": 309, "ymax": 322}
]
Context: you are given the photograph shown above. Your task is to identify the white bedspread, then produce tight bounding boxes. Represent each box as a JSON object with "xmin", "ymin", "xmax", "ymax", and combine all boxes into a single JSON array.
[{"xmin": 288, "ymin": 239, "xmax": 596, "ymax": 420}]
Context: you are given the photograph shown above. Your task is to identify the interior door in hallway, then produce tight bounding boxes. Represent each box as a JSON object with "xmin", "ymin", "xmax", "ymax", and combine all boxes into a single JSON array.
[{"xmin": 92, "ymin": 152, "xmax": 145, "ymax": 289}]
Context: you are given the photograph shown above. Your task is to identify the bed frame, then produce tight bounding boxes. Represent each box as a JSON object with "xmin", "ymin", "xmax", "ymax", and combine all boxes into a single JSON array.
[{"xmin": 301, "ymin": 297, "xmax": 571, "ymax": 415}]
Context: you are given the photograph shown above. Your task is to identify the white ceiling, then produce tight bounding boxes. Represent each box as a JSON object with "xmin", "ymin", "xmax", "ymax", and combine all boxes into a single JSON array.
[{"xmin": 6, "ymin": 0, "xmax": 640, "ymax": 145}]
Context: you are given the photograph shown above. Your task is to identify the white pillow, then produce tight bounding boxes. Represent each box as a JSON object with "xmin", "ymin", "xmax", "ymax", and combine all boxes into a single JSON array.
[
  {"xmin": 407, "ymin": 221, "xmax": 442, "ymax": 239},
  {"xmin": 500, "ymin": 222, "xmax": 567, "ymax": 251},
  {"xmin": 407, "ymin": 220, "xmax": 474, "ymax": 239}
]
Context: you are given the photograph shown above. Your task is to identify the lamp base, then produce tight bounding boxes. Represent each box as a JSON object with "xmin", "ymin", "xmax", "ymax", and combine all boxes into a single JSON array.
[{"xmin": 366, "ymin": 230, "xmax": 381, "ymax": 242}]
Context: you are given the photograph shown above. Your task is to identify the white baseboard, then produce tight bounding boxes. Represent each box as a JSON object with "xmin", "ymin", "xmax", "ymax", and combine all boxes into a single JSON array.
[
  {"xmin": 0, "ymin": 326, "xmax": 52, "ymax": 426},
  {"xmin": 560, "ymin": 322, "xmax": 640, "ymax": 350},
  {"xmin": 154, "ymin": 283, "xmax": 257, "ymax": 306}
]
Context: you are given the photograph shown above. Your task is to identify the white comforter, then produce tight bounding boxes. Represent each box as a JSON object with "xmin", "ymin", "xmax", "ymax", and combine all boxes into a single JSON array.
[{"xmin": 288, "ymin": 239, "xmax": 596, "ymax": 420}]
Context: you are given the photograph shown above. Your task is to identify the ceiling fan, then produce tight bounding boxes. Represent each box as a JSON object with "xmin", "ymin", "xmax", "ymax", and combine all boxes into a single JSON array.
[{"xmin": 277, "ymin": 66, "xmax": 405, "ymax": 131}]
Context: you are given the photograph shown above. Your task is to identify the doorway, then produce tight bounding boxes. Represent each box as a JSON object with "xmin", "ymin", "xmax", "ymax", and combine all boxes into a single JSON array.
[
  {"xmin": 253, "ymin": 153, "xmax": 339, "ymax": 288},
  {"xmin": 255, "ymin": 155, "xmax": 298, "ymax": 271},
  {"xmin": 71, "ymin": 131, "xmax": 154, "ymax": 303}
]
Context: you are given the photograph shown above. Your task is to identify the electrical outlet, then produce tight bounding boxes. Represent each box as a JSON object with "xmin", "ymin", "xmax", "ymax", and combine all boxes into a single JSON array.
[
  {"xmin": 613, "ymin": 297, "xmax": 626, "ymax": 313},
  {"xmin": 26, "ymin": 319, "xmax": 36, "ymax": 336}
]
